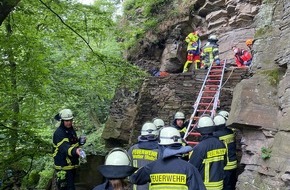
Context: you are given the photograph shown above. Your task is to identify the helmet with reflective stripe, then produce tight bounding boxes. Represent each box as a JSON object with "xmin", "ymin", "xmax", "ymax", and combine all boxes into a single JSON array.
[
  {"xmin": 174, "ymin": 112, "xmax": 185, "ymax": 120},
  {"xmin": 141, "ymin": 122, "xmax": 158, "ymax": 136},
  {"xmin": 159, "ymin": 127, "xmax": 182, "ymax": 145},
  {"xmin": 59, "ymin": 109, "xmax": 73, "ymax": 120},
  {"xmin": 152, "ymin": 118, "xmax": 165, "ymax": 129},
  {"xmin": 214, "ymin": 114, "xmax": 226, "ymax": 125},
  {"xmin": 105, "ymin": 148, "xmax": 131, "ymax": 166},
  {"xmin": 218, "ymin": 110, "xmax": 229, "ymax": 120}
]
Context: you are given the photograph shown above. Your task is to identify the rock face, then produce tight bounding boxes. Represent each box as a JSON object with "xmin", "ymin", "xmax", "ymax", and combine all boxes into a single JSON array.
[
  {"xmin": 102, "ymin": 69, "xmax": 246, "ymax": 146},
  {"xmin": 227, "ymin": 1, "xmax": 290, "ymax": 189},
  {"xmin": 103, "ymin": 0, "xmax": 290, "ymax": 189}
]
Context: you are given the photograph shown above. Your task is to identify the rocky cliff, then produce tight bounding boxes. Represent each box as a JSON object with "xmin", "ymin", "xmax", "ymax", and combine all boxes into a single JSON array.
[{"xmin": 102, "ymin": 0, "xmax": 290, "ymax": 189}]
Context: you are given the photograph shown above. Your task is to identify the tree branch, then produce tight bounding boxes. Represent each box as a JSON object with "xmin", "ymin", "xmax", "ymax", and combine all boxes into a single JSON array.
[{"xmin": 38, "ymin": 0, "xmax": 105, "ymax": 62}]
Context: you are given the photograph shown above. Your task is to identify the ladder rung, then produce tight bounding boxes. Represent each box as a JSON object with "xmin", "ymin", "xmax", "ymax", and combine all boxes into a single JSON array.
[
  {"xmin": 208, "ymin": 75, "xmax": 222, "ymax": 77},
  {"xmin": 189, "ymin": 132, "xmax": 201, "ymax": 136},
  {"xmin": 187, "ymin": 141, "xmax": 199, "ymax": 145},
  {"xmin": 198, "ymin": 103, "xmax": 213, "ymax": 105},
  {"xmin": 200, "ymin": 97, "xmax": 215, "ymax": 99},
  {"xmin": 205, "ymin": 85, "xmax": 219, "ymax": 87},
  {"xmin": 197, "ymin": 109, "xmax": 213, "ymax": 112},
  {"xmin": 206, "ymin": 80, "xmax": 221, "ymax": 82},
  {"xmin": 203, "ymin": 90, "xmax": 217, "ymax": 93}
]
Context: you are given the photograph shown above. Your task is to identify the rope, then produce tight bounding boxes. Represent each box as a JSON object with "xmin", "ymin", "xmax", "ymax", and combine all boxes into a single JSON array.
[{"xmin": 221, "ymin": 67, "xmax": 235, "ymax": 89}]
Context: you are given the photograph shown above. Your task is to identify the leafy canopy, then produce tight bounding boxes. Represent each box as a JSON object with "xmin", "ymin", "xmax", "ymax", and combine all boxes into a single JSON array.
[{"xmin": 0, "ymin": 0, "xmax": 146, "ymax": 188}]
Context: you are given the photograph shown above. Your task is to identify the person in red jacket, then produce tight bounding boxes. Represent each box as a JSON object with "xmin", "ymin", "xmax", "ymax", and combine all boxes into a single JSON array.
[{"xmin": 232, "ymin": 46, "xmax": 252, "ymax": 67}]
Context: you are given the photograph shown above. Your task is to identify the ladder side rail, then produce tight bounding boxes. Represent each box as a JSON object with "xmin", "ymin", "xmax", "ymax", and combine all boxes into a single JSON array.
[{"xmin": 212, "ymin": 59, "xmax": 227, "ymax": 117}]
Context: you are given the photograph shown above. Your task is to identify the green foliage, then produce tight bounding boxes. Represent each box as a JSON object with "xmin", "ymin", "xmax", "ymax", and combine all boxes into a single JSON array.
[
  {"xmin": 0, "ymin": 0, "xmax": 145, "ymax": 189},
  {"xmin": 261, "ymin": 68, "xmax": 280, "ymax": 86},
  {"xmin": 263, "ymin": 0, "xmax": 276, "ymax": 4},
  {"xmin": 254, "ymin": 25, "xmax": 273, "ymax": 38},
  {"xmin": 84, "ymin": 126, "xmax": 106, "ymax": 155},
  {"xmin": 261, "ymin": 147, "xmax": 272, "ymax": 160},
  {"xmin": 119, "ymin": 0, "xmax": 173, "ymax": 50},
  {"xmin": 36, "ymin": 167, "xmax": 54, "ymax": 189}
]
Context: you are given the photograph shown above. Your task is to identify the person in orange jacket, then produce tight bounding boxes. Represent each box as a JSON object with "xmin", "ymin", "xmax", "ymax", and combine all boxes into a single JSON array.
[{"xmin": 232, "ymin": 46, "xmax": 252, "ymax": 67}]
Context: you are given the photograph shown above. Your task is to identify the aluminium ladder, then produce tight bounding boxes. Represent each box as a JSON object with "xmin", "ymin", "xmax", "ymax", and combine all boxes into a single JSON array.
[{"xmin": 183, "ymin": 60, "xmax": 227, "ymax": 146}]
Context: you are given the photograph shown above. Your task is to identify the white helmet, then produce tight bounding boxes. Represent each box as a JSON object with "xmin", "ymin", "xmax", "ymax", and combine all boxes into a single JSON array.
[
  {"xmin": 159, "ymin": 127, "xmax": 182, "ymax": 145},
  {"xmin": 174, "ymin": 112, "xmax": 185, "ymax": 120},
  {"xmin": 197, "ymin": 115, "xmax": 214, "ymax": 128},
  {"xmin": 59, "ymin": 109, "xmax": 73, "ymax": 120},
  {"xmin": 213, "ymin": 114, "xmax": 226, "ymax": 125},
  {"xmin": 141, "ymin": 122, "xmax": 158, "ymax": 136},
  {"xmin": 208, "ymin": 34, "xmax": 218, "ymax": 41},
  {"xmin": 218, "ymin": 110, "xmax": 229, "ymax": 120},
  {"xmin": 105, "ymin": 148, "xmax": 130, "ymax": 166},
  {"xmin": 153, "ymin": 118, "xmax": 165, "ymax": 129}
]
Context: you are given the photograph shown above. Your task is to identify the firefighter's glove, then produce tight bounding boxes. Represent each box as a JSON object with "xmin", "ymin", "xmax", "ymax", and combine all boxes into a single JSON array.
[{"xmin": 215, "ymin": 59, "xmax": 220, "ymax": 65}]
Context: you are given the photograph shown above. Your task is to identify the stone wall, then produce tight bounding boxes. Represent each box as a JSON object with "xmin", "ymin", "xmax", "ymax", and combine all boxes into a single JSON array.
[
  {"xmin": 103, "ymin": 0, "xmax": 290, "ymax": 189},
  {"xmin": 102, "ymin": 68, "xmax": 247, "ymax": 146}
]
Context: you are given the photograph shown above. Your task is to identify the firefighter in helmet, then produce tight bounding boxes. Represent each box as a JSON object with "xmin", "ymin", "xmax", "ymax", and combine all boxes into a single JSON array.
[
  {"xmin": 93, "ymin": 148, "xmax": 137, "ymax": 190},
  {"xmin": 189, "ymin": 115, "xmax": 226, "ymax": 190},
  {"xmin": 152, "ymin": 118, "xmax": 165, "ymax": 131},
  {"xmin": 201, "ymin": 34, "xmax": 220, "ymax": 69},
  {"xmin": 128, "ymin": 122, "xmax": 161, "ymax": 190},
  {"xmin": 130, "ymin": 127, "xmax": 206, "ymax": 190},
  {"xmin": 53, "ymin": 109, "xmax": 86, "ymax": 190},
  {"xmin": 172, "ymin": 111, "xmax": 188, "ymax": 138},
  {"xmin": 214, "ymin": 111, "xmax": 238, "ymax": 190}
]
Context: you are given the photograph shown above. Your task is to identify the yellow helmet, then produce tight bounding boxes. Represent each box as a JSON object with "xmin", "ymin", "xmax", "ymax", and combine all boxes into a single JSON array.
[{"xmin": 246, "ymin": 39, "xmax": 253, "ymax": 46}]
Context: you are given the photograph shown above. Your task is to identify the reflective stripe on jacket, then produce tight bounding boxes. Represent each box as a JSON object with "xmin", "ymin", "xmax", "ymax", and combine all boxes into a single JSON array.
[
  {"xmin": 185, "ymin": 32, "xmax": 201, "ymax": 53},
  {"xmin": 189, "ymin": 135, "xmax": 226, "ymax": 190},
  {"xmin": 201, "ymin": 43, "xmax": 219, "ymax": 66},
  {"xmin": 130, "ymin": 155, "xmax": 206, "ymax": 190},
  {"xmin": 53, "ymin": 125, "xmax": 79, "ymax": 170},
  {"xmin": 128, "ymin": 140, "xmax": 160, "ymax": 190},
  {"xmin": 214, "ymin": 125, "xmax": 237, "ymax": 170}
]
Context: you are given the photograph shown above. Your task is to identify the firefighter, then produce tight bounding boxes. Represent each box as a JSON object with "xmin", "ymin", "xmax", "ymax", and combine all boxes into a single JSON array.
[
  {"xmin": 93, "ymin": 148, "xmax": 137, "ymax": 190},
  {"xmin": 128, "ymin": 122, "xmax": 161, "ymax": 190},
  {"xmin": 172, "ymin": 111, "xmax": 187, "ymax": 138},
  {"xmin": 201, "ymin": 34, "xmax": 220, "ymax": 69},
  {"xmin": 52, "ymin": 109, "xmax": 85, "ymax": 190},
  {"xmin": 232, "ymin": 46, "xmax": 252, "ymax": 67},
  {"xmin": 189, "ymin": 115, "xmax": 226, "ymax": 190},
  {"xmin": 214, "ymin": 111, "xmax": 238, "ymax": 190},
  {"xmin": 130, "ymin": 127, "xmax": 206, "ymax": 190},
  {"xmin": 183, "ymin": 27, "xmax": 202, "ymax": 72}
]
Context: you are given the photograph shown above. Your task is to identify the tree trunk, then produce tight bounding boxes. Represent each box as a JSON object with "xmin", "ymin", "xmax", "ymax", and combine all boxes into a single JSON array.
[{"xmin": 0, "ymin": 0, "xmax": 21, "ymax": 26}]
